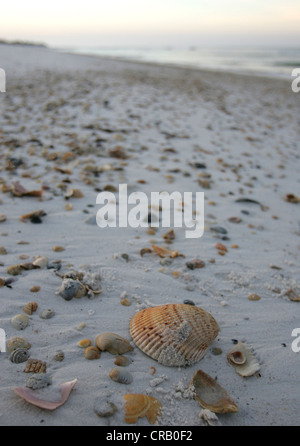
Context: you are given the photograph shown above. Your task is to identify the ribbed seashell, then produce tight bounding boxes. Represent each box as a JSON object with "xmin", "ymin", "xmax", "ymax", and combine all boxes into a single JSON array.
[
  {"xmin": 109, "ymin": 367, "xmax": 133, "ymax": 384},
  {"xmin": 129, "ymin": 304, "xmax": 220, "ymax": 367},
  {"xmin": 124, "ymin": 394, "xmax": 162, "ymax": 425},
  {"xmin": 7, "ymin": 337, "xmax": 31, "ymax": 353},
  {"xmin": 95, "ymin": 333, "xmax": 134, "ymax": 355},
  {"xmin": 24, "ymin": 358, "xmax": 47, "ymax": 373},
  {"xmin": 10, "ymin": 348, "xmax": 30, "ymax": 364},
  {"xmin": 32, "ymin": 256, "xmax": 49, "ymax": 269},
  {"xmin": 114, "ymin": 355, "xmax": 132, "ymax": 367},
  {"xmin": 11, "ymin": 314, "xmax": 29, "ymax": 331},
  {"xmin": 227, "ymin": 342, "xmax": 260, "ymax": 377},
  {"xmin": 23, "ymin": 302, "xmax": 38, "ymax": 315},
  {"xmin": 190, "ymin": 369, "xmax": 239, "ymax": 414},
  {"xmin": 26, "ymin": 373, "xmax": 52, "ymax": 390},
  {"xmin": 84, "ymin": 346, "xmax": 101, "ymax": 360}
]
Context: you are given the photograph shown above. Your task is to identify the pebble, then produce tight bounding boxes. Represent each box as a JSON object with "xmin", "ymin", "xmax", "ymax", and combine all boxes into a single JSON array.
[
  {"xmin": 39, "ymin": 309, "xmax": 55, "ymax": 319},
  {"xmin": 26, "ymin": 373, "xmax": 52, "ymax": 390},
  {"xmin": 94, "ymin": 397, "xmax": 117, "ymax": 418}
]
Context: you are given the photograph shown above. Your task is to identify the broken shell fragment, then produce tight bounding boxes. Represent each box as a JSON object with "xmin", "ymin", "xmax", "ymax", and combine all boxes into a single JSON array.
[
  {"xmin": 129, "ymin": 304, "xmax": 219, "ymax": 367},
  {"xmin": 190, "ymin": 369, "xmax": 238, "ymax": 414},
  {"xmin": 23, "ymin": 302, "xmax": 38, "ymax": 315},
  {"xmin": 10, "ymin": 348, "xmax": 30, "ymax": 364},
  {"xmin": 20, "ymin": 210, "xmax": 46, "ymax": 223},
  {"xmin": 0, "ymin": 214, "xmax": 7, "ymax": 223},
  {"xmin": 95, "ymin": 333, "xmax": 134, "ymax": 355},
  {"xmin": 32, "ymin": 256, "xmax": 49, "ymax": 269},
  {"xmin": 13, "ymin": 379, "xmax": 77, "ymax": 411},
  {"xmin": 109, "ymin": 367, "xmax": 133, "ymax": 385},
  {"xmin": 24, "ymin": 358, "xmax": 47, "ymax": 373},
  {"xmin": 285, "ymin": 289, "xmax": 300, "ymax": 302},
  {"xmin": 124, "ymin": 394, "xmax": 162, "ymax": 425},
  {"xmin": 84, "ymin": 346, "xmax": 101, "ymax": 360},
  {"xmin": 7, "ymin": 265, "xmax": 22, "ymax": 276},
  {"xmin": 11, "ymin": 314, "xmax": 29, "ymax": 331},
  {"xmin": 227, "ymin": 342, "xmax": 260, "ymax": 377}
]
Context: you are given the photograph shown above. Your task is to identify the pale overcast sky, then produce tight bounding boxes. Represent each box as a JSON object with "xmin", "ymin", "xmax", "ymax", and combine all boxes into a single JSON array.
[{"xmin": 1, "ymin": 0, "xmax": 300, "ymax": 47}]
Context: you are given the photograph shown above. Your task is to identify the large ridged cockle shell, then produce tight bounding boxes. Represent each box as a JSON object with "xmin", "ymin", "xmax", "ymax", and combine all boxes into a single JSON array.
[
  {"xmin": 95, "ymin": 333, "xmax": 134, "ymax": 355},
  {"xmin": 124, "ymin": 394, "xmax": 162, "ymax": 425},
  {"xmin": 109, "ymin": 367, "xmax": 133, "ymax": 384},
  {"xmin": 190, "ymin": 370, "xmax": 238, "ymax": 414},
  {"xmin": 227, "ymin": 342, "xmax": 260, "ymax": 377},
  {"xmin": 129, "ymin": 304, "xmax": 219, "ymax": 367},
  {"xmin": 10, "ymin": 348, "xmax": 30, "ymax": 364},
  {"xmin": 13, "ymin": 379, "xmax": 77, "ymax": 411}
]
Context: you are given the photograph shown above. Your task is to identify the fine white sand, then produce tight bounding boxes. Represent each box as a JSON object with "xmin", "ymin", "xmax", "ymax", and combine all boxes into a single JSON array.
[{"xmin": 0, "ymin": 44, "xmax": 299, "ymax": 426}]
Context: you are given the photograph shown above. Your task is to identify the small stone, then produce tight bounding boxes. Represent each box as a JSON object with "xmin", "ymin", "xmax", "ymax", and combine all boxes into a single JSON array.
[
  {"xmin": 183, "ymin": 300, "xmax": 195, "ymax": 306},
  {"xmin": 211, "ymin": 347, "xmax": 223, "ymax": 356},
  {"xmin": 52, "ymin": 246, "xmax": 65, "ymax": 252},
  {"xmin": 94, "ymin": 397, "xmax": 117, "ymax": 418},
  {"xmin": 248, "ymin": 293, "xmax": 261, "ymax": 301},
  {"xmin": 76, "ymin": 322, "xmax": 86, "ymax": 331},
  {"xmin": 52, "ymin": 350, "xmax": 64, "ymax": 362},
  {"xmin": 40, "ymin": 309, "xmax": 55, "ymax": 319},
  {"xmin": 26, "ymin": 373, "xmax": 52, "ymax": 390},
  {"xmin": 7, "ymin": 265, "xmax": 22, "ymax": 276},
  {"xmin": 0, "ymin": 247, "xmax": 7, "ymax": 255},
  {"xmin": 210, "ymin": 226, "xmax": 228, "ymax": 234},
  {"xmin": 30, "ymin": 286, "xmax": 41, "ymax": 293}
]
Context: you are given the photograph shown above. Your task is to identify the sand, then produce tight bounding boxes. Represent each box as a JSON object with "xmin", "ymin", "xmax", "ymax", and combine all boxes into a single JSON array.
[{"xmin": 0, "ymin": 43, "xmax": 299, "ymax": 426}]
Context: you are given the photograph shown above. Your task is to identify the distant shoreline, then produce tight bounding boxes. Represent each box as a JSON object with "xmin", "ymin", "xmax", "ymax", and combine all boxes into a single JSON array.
[{"xmin": 0, "ymin": 39, "xmax": 47, "ymax": 48}]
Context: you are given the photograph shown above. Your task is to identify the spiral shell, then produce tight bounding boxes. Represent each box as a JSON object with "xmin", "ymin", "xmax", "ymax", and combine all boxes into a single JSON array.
[
  {"xmin": 10, "ymin": 348, "xmax": 30, "ymax": 364},
  {"xmin": 11, "ymin": 314, "xmax": 29, "ymax": 331},
  {"xmin": 23, "ymin": 302, "xmax": 38, "ymax": 315},
  {"xmin": 84, "ymin": 346, "xmax": 101, "ymax": 360},
  {"xmin": 124, "ymin": 394, "xmax": 162, "ymax": 425},
  {"xmin": 109, "ymin": 367, "xmax": 133, "ymax": 384},
  {"xmin": 95, "ymin": 333, "xmax": 134, "ymax": 355},
  {"xmin": 190, "ymin": 369, "xmax": 238, "ymax": 414},
  {"xmin": 130, "ymin": 304, "xmax": 219, "ymax": 367},
  {"xmin": 7, "ymin": 337, "xmax": 31, "ymax": 353}
]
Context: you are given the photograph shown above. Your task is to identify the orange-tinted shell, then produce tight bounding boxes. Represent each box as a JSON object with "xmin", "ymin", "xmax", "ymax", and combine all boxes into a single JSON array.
[
  {"xmin": 124, "ymin": 394, "xmax": 162, "ymax": 424},
  {"xmin": 23, "ymin": 302, "xmax": 38, "ymax": 315},
  {"xmin": 130, "ymin": 304, "xmax": 219, "ymax": 367}
]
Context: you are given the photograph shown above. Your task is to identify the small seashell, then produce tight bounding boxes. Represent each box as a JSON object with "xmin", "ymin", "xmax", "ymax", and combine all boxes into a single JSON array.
[
  {"xmin": 109, "ymin": 367, "xmax": 133, "ymax": 384},
  {"xmin": 0, "ymin": 246, "xmax": 7, "ymax": 255},
  {"xmin": 76, "ymin": 322, "xmax": 86, "ymax": 331},
  {"xmin": 215, "ymin": 243, "xmax": 228, "ymax": 252},
  {"xmin": 228, "ymin": 217, "xmax": 242, "ymax": 223},
  {"xmin": 285, "ymin": 289, "xmax": 300, "ymax": 302},
  {"xmin": 39, "ymin": 309, "xmax": 55, "ymax": 320},
  {"xmin": 24, "ymin": 358, "xmax": 47, "ymax": 373},
  {"xmin": 7, "ymin": 337, "xmax": 31, "ymax": 353},
  {"xmin": 30, "ymin": 286, "xmax": 40, "ymax": 293},
  {"xmin": 96, "ymin": 333, "xmax": 134, "ymax": 355},
  {"xmin": 140, "ymin": 248, "xmax": 152, "ymax": 257},
  {"xmin": 52, "ymin": 246, "xmax": 65, "ymax": 252},
  {"xmin": 14, "ymin": 379, "xmax": 77, "ymax": 411},
  {"xmin": 11, "ymin": 314, "xmax": 29, "ymax": 330},
  {"xmin": 0, "ymin": 214, "xmax": 7, "ymax": 223},
  {"xmin": 190, "ymin": 369, "xmax": 238, "ymax": 414},
  {"xmin": 78, "ymin": 339, "xmax": 92, "ymax": 348},
  {"xmin": 227, "ymin": 342, "xmax": 260, "ymax": 377},
  {"xmin": 163, "ymin": 229, "xmax": 175, "ymax": 242},
  {"xmin": 186, "ymin": 259, "xmax": 205, "ymax": 270},
  {"xmin": 10, "ymin": 348, "xmax": 30, "ymax": 364},
  {"xmin": 23, "ymin": 302, "xmax": 38, "ymax": 315},
  {"xmin": 32, "ymin": 256, "xmax": 49, "ymax": 269},
  {"xmin": 65, "ymin": 188, "xmax": 84, "ymax": 199},
  {"xmin": 20, "ymin": 209, "xmax": 47, "ymax": 223},
  {"xmin": 114, "ymin": 356, "xmax": 132, "ymax": 367},
  {"xmin": 84, "ymin": 346, "xmax": 101, "ymax": 360},
  {"xmin": 130, "ymin": 304, "xmax": 219, "ymax": 367},
  {"xmin": 94, "ymin": 397, "xmax": 117, "ymax": 418},
  {"xmin": 124, "ymin": 394, "xmax": 162, "ymax": 425},
  {"xmin": 52, "ymin": 351, "xmax": 64, "ymax": 362},
  {"xmin": 285, "ymin": 193, "xmax": 300, "ymax": 204},
  {"xmin": 248, "ymin": 294, "xmax": 261, "ymax": 301},
  {"xmin": 7, "ymin": 265, "xmax": 22, "ymax": 276},
  {"xmin": 64, "ymin": 203, "xmax": 73, "ymax": 211},
  {"xmin": 0, "ymin": 278, "xmax": 5, "ymax": 287},
  {"xmin": 121, "ymin": 298, "xmax": 132, "ymax": 307},
  {"xmin": 26, "ymin": 374, "xmax": 52, "ymax": 390}
]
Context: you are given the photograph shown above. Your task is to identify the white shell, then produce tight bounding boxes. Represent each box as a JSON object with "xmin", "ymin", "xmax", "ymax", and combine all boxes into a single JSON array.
[
  {"xmin": 11, "ymin": 314, "xmax": 29, "ymax": 331},
  {"xmin": 33, "ymin": 256, "xmax": 49, "ymax": 269},
  {"xmin": 227, "ymin": 342, "xmax": 260, "ymax": 377}
]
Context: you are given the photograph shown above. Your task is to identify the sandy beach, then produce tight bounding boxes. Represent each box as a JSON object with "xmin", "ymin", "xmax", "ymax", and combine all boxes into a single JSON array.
[{"xmin": 0, "ymin": 43, "xmax": 299, "ymax": 426}]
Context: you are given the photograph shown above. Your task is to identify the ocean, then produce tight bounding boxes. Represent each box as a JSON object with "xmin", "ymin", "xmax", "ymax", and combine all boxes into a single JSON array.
[{"xmin": 58, "ymin": 45, "xmax": 300, "ymax": 79}]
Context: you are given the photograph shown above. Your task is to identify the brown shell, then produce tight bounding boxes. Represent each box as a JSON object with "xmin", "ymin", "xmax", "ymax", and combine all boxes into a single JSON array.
[
  {"xmin": 23, "ymin": 302, "xmax": 38, "ymax": 315},
  {"xmin": 129, "ymin": 304, "xmax": 219, "ymax": 367},
  {"xmin": 124, "ymin": 394, "xmax": 162, "ymax": 424},
  {"xmin": 190, "ymin": 369, "xmax": 238, "ymax": 414},
  {"xmin": 84, "ymin": 346, "xmax": 101, "ymax": 360},
  {"xmin": 24, "ymin": 358, "xmax": 47, "ymax": 373}
]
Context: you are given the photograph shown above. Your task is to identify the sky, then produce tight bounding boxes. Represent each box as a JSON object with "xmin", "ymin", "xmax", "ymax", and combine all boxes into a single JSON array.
[{"xmin": 1, "ymin": 0, "xmax": 300, "ymax": 47}]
